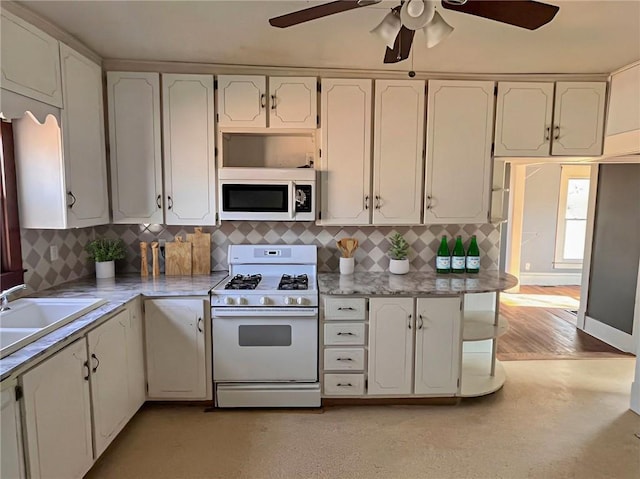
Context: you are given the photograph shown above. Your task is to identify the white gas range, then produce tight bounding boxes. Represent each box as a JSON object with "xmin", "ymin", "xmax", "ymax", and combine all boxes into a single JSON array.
[{"xmin": 211, "ymin": 244, "xmax": 320, "ymax": 408}]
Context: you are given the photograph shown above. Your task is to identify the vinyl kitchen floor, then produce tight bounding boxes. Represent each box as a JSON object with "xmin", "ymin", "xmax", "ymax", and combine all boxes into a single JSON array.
[{"xmin": 86, "ymin": 359, "xmax": 640, "ymax": 479}]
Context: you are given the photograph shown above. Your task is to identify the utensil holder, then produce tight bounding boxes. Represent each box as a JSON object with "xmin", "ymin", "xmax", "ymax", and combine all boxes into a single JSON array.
[{"xmin": 340, "ymin": 257, "xmax": 354, "ymax": 275}]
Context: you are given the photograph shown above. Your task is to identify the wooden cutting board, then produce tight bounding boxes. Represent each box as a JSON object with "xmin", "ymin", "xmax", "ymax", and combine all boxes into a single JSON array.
[
  {"xmin": 165, "ymin": 237, "xmax": 192, "ymax": 276},
  {"xmin": 186, "ymin": 227, "xmax": 211, "ymax": 275}
]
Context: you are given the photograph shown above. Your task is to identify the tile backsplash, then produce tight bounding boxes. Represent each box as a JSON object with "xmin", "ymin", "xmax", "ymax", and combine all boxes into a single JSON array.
[{"xmin": 21, "ymin": 222, "xmax": 500, "ymax": 292}]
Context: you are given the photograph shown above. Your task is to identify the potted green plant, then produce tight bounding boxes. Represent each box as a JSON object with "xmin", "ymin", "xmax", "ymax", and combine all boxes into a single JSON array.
[
  {"xmin": 85, "ymin": 238, "xmax": 126, "ymax": 279},
  {"xmin": 388, "ymin": 232, "xmax": 410, "ymax": 275}
]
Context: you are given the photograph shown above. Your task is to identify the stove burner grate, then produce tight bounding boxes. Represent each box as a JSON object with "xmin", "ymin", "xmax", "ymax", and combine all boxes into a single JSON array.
[
  {"xmin": 278, "ymin": 274, "xmax": 309, "ymax": 290},
  {"xmin": 224, "ymin": 274, "xmax": 262, "ymax": 290}
]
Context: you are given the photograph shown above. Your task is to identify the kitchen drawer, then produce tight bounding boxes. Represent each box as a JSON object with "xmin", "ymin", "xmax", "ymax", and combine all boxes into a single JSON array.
[
  {"xmin": 323, "ymin": 297, "xmax": 366, "ymax": 320},
  {"xmin": 324, "ymin": 348, "xmax": 365, "ymax": 371},
  {"xmin": 323, "ymin": 373, "xmax": 365, "ymax": 396},
  {"xmin": 324, "ymin": 322, "xmax": 365, "ymax": 346}
]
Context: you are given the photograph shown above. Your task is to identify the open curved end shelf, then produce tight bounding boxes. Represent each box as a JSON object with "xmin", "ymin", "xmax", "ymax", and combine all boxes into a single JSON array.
[
  {"xmin": 460, "ymin": 352, "xmax": 505, "ymax": 398},
  {"xmin": 462, "ymin": 311, "xmax": 509, "ymax": 341}
]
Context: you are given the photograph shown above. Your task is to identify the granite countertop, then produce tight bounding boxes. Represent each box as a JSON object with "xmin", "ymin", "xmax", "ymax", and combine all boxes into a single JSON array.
[
  {"xmin": 0, "ymin": 272, "xmax": 228, "ymax": 381},
  {"xmin": 317, "ymin": 271, "xmax": 518, "ymax": 296}
]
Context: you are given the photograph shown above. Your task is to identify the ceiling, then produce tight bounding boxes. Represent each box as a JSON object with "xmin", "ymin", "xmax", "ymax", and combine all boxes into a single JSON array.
[{"xmin": 16, "ymin": 0, "xmax": 640, "ymax": 74}]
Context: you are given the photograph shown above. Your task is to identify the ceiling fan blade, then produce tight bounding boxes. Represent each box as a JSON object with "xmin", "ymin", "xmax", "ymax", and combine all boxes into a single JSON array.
[
  {"xmin": 441, "ymin": 0, "xmax": 559, "ymax": 30},
  {"xmin": 384, "ymin": 26, "xmax": 415, "ymax": 64},
  {"xmin": 269, "ymin": 0, "xmax": 380, "ymax": 28}
]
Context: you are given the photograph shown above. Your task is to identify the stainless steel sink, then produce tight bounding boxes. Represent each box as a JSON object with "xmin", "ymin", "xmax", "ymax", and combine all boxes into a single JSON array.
[{"xmin": 0, "ymin": 297, "xmax": 107, "ymax": 358}]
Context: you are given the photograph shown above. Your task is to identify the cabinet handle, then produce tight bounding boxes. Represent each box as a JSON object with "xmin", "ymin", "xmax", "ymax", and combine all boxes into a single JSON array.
[
  {"xmin": 364, "ymin": 195, "xmax": 369, "ymax": 210},
  {"xmin": 197, "ymin": 317, "xmax": 203, "ymax": 333},
  {"xmin": 375, "ymin": 195, "xmax": 381, "ymax": 210},
  {"xmin": 426, "ymin": 195, "xmax": 432, "ymax": 210},
  {"xmin": 91, "ymin": 353, "xmax": 100, "ymax": 373},
  {"xmin": 554, "ymin": 125, "xmax": 560, "ymax": 140},
  {"xmin": 418, "ymin": 314, "xmax": 424, "ymax": 330},
  {"xmin": 67, "ymin": 191, "xmax": 76, "ymax": 209},
  {"xmin": 545, "ymin": 126, "xmax": 550, "ymax": 141},
  {"xmin": 83, "ymin": 361, "xmax": 90, "ymax": 380},
  {"xmin": 336, "ymin": 332, "xmax": 355, "ymax": 336},
  {"xmin": 408, "ymin": 314, "xmax": 412, "ymax": 329},
  {"xmin": 260, "ymin": 94, "xmax": 266, "ymax": 109},
  {"xmin": 337, "ymin": 307, "xmax": 356, "ymax": 311},
  {"xmin": 156, "ymin": 195, "xmax": 162, "ymax": 209},
  {"xmin": 337, "ymin": 383, "xmax": 353, "ymax": 387},
  {"xmin": 167, "ymin": 196, "xmax": 173, "ymax": 210},
  {"xmin": 336, "ymin": 357, "xmax": 354, "ymax": 361},
  {"xmin": 271, "ymin": 94, "xmax": 276, "ymax": 110}
]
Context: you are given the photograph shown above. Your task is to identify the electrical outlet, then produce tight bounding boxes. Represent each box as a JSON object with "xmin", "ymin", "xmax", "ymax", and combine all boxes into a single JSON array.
[
  {"xmin": 525, "ymin": 262, "xmax": 531, "ymax": 271},
  {"xmin": 49, "ymin": 245, "xmax": 59, "ymax": 261}
]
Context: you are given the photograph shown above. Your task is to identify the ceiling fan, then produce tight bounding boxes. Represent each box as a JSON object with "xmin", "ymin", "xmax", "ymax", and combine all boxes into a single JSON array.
[{"xmin": 269, "ymin": 0, "xmax": 560, "ymax": 64}]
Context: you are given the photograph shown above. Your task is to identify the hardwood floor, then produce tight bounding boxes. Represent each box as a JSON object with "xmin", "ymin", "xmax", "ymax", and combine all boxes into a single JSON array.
[{"xmin": 496, "ymin": 285, "xmax": 632, "ymax": 360}]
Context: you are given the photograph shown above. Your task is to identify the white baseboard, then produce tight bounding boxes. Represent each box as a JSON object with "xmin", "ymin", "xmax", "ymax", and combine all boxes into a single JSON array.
[
  {"xmin": 631, "ymin": 380, "xmax": 640, "ymax": 416},
  {"xmin": 584, "ymin": 316, "xmax": 634, "ymax": 353},
  {"xmin": 519, "ymin": 272, "xmax": 582, "ymax": 286}
]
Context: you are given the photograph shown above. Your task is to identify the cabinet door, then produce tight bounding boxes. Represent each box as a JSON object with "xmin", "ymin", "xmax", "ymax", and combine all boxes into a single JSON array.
[
  {"xmin": 60, "ymin": 44, "xmax": 109, "ymax": 227},
  {"xmin": 126, "ymin": 298, "xmax": 146, "ymax": 419},
  {"xmin": 320, "ymin": 79, "xmax": 372, "ymax": 225},
  {"xmin": 494, "ymin": 82, "xmax": 554, "ymax": 157},
  {"xmin": 107, "ymin": 72, "xmax": 163, "ymax": 224},
  {"xmin": 87, "ymin": 310, "xmax": 131, "ymax": 458},
  {"xmin": 269, "ymin": 76, "xmax": 317, "ymax": 129},
  {"xmin": 22, "ymin": 339, "xmax": 93, "ymax": 479},
  {"xmin": 552, "ymin": 82, "xmax": 607, "ymax": 156},
  {"xmin": 0, "ymin": 10, "xmax": 62, "ymax": 107},
  {"xmin": 368, "ymin": 298, "xmax": 414, "ymax": 395},
  {"xmin": 145, "ymin": 299, "xmax": 207, "ymax": 399},
  {"xmin": 415, "ymin": 297, "xmax": 462, "ymax": 395},
  {"xmin": 217, "ymin": 75, "xmax": 266, "ymax": 127},
  {"xmin": 162, "ymin": 74, "xmax": 216, "ymax": 225},
  {"xmin": 373, "ymin": 80, "xmax": 425, "ymax": 225},
  {"xmin": 605, "ymin": 64, "xmax": 640, "ymax": 156},
  {"xmin": 425, "ymin": 80, "xmax": 494, "ymax": 224},
  {"xmin": 1, "ymin": 380, "xmax": 25, "ymax": 479}
]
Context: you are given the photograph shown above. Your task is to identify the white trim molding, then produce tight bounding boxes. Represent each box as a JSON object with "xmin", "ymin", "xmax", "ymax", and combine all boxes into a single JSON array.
[
  {"xmin": 519, "ymin": 272, "xmax": 583, "ymax": 286},
  {"xmin": 583, "ymin": 315, "xmax": 634, "ymax": 353}
]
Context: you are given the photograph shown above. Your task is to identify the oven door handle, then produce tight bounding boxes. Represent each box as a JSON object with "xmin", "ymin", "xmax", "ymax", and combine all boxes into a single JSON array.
[{"xmin": 212, "ymin": 308, "xmax": 318, "ymax": 318}]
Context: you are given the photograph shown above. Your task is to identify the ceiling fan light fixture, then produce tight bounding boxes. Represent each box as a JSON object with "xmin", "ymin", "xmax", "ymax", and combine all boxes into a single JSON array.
[
  {"xmin": 423, "ymin": 10, "xmax": 454, "ymax": 48},
  {"xmin": 370, "ymin": 10, "xmax": 402, "ymax": 49},
  {"xmin": 400, "ymin": 0, "xmax": 435, "ymax": 30}
]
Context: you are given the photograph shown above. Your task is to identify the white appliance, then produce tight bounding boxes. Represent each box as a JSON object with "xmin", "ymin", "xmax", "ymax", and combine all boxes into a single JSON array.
[
  {"xmin": 218, "ymin": 168, "xmax": 315, "ymax": 221},
  {"xmin": 211, "ymin": 244, "xmax": 320, "ymax": 407}
]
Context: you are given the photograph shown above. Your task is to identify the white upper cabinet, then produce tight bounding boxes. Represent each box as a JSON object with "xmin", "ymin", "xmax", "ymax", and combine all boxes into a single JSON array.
[
  {"xmin": 13, "ymin": 44, "xmax": 109, "ymax": 229},
  {"xmin": 494, "ymin": 82, "xmax": 554, "ymax": 157},
  {"xmin": 604, "ymin": 62, "xmax": 640, "ymax": 156},
  {"xmin": 320, "ymin": 78, "xmax": 372, "ymax": 225},
  {"xmin": 162, "ymin": 74, "xmax": 216, "ymax": 225},
  {"xmin": 1, "ymin": 9, "xmax": 62, "ymax": 107},
  {"xmin": 217, "ymin": 75, "xmax": 317, "ymax": 129},
  {"xmin": 425, "ymin": 80, "xmax": 494, "ymax": 224},
  {"xmin": 494, "ymin": 81, "xmax": 607, "ymax": 157},
  {"xmin": 372, "ymin": 80, "xmax": 425, "ymax": 225},
  {"xmin": 552, "ymin": 82, "xmax": 607, "ymax": 156},
  {"xmin": 107, "ymin": 71, "xmax": 163, "ymax": 224}
]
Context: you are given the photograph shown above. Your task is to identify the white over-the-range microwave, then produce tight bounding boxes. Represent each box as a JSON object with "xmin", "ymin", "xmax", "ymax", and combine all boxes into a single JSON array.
[{"xmin": 218, "ymin": 168, "xmax": 316, "ymax": 221}]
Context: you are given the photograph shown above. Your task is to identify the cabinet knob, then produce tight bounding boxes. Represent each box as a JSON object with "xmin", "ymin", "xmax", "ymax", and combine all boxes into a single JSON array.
[
  {"xmin": 426, "ymin": 196, "xmax": 433, "ymax": 210},
  {"xmin": 167, "ymin": 196, "xmax": 173, "ymax": 210},
  {"xmin": 545, "ymin": 126, "xmax": 550, "ymax": 141},
  {"xmin": 156, "ymin": 195, "xmax": 162, "ymax": 209},
  {"xmin": 260, "ymin": 93, "xmax": 266, "ymax": 109},
  {"xmin": 271, "ymin": 94, "xmax": 277, "ymax": 110},
  {"xmin": 375, "ymin": 195, "xmax": 381, "ymax": 210},
  {"xmin": 67, "ymin": 191, "xmax": 77, "ymax": 209},
  {"xmin": 197, "ymin": 317, "xmax": 203, "ymax": 333},
  {"xmin": 364, "ymin": 195, "xmax": 369, "ymax": 210},
  {"xmin": 554, "ymin": 125, "xmax": 560, "ymax": 140}
]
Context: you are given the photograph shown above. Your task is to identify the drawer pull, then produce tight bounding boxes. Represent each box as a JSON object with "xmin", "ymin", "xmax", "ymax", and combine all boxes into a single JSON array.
[
  {"xmin": 337, "ymin": 307, "xmax": 356, "ymax": 311},
  {"xmin": 336, "ymin": 332, "xmax": 355, "ymax": 336},
  {"xmin": 336, "ymin": 357, "xmax": 354, "ymax": 361},
  {"xmin": 337, "ymin": 383, "xmax": 353, "ymax": 387}
]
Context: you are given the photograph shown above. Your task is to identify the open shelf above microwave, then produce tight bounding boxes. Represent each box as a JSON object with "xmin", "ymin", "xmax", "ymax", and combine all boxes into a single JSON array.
[{"xmin": 221, "ymin": 131, "xmax": 317, "ymax": 169}]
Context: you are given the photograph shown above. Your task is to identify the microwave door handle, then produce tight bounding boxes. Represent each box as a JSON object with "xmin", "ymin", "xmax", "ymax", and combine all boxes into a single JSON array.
[{"xmin": 290, "ymin": 181, "xmax": 296, "ymax": 220}]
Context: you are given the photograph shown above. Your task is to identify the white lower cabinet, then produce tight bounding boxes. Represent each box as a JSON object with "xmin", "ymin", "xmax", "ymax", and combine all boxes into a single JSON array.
[
  {"xmin": 126, "ymin": 298, "xmax": 146, "ymax": 417},
  {"xmin": 22, "ymin": 338, "xmax": 94, "ymax": 479},
  {"xmin": 145, "ymin": 298, "xmax": 208, "ymax": 399},
  {"xmin": 1, "ymin": 379, "xmax": 25, "ymax": 479}
]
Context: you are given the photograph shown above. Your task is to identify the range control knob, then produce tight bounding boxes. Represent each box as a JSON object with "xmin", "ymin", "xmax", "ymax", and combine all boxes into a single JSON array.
[
  {"xmin": 284, "ymin": 296, "xmax": 294, "ymax": 305},
  {"xmin": 296, "ymin": 297, "xmax": 307, "ymax": 305},
  {"xmin": 224, "ymin": 297, "xmax": 234, "ymax": 305},
  {"xmin": 237, "ymin": 297, "xmax": 248, "ymax": 305},
  {"xmin": 260, "ymin": 297, "xmax": 271, "ymax": 305}
]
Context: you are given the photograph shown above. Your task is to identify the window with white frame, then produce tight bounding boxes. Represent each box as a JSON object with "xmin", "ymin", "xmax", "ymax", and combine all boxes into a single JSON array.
[{"xmin": 554, "ymin": 165, "xmax": 591, "ymax": 269}]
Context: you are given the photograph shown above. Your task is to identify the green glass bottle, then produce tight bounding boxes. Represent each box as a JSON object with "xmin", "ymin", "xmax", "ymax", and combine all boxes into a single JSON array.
[
  {"xmin": 436, "ymin": 236, "xmax": 451, "ymax": 273},
  {"xmin": 451, "ymin": 236, "xmax": 466, "ymax": 273},
  {"xmin": 466, "ymin": 235, "xmax": 480, "ymax": 274}
]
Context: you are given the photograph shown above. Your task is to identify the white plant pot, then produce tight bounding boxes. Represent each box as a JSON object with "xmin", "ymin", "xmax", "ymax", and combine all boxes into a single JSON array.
[
  {"xmin": 389, "ymin": 258, "xmax": 409, "ymax": 275},
  {"xmin": 339, "ymin": 257, "xmax": 355, "ymax": 275},
  {"xmin": 95, "ymin": 260, "xmax": 115, "ymax": 279}
]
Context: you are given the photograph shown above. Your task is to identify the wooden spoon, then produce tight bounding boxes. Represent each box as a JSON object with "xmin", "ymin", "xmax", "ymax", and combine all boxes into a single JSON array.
[{"xmin": 345, "ymin": 238, "xmax": 359, "ymax": 258}]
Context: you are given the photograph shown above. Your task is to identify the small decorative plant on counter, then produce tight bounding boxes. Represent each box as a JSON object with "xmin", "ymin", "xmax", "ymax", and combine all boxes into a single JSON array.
[
  {"xmin": 388, "ymin": 232, "xmax": 410, "ymax": 275},
  {"xmin": 85, "ymin": 238, "xmax": 126, "ymax": 279}
]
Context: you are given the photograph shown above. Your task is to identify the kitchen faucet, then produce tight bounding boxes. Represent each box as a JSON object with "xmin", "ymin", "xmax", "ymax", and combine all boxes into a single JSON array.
[{"xmin": 0, "ymin": 284, "xmax": 26, "ymax": 312}]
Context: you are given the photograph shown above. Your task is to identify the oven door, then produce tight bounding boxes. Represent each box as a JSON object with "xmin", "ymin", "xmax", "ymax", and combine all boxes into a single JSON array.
[
  {"xmin": 212, "ymin": 308, "xmax": 318, "ymax": 382},
  {"xmin": 219, "ymin": 181, "xmax": 294, "ymax": 221}
]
